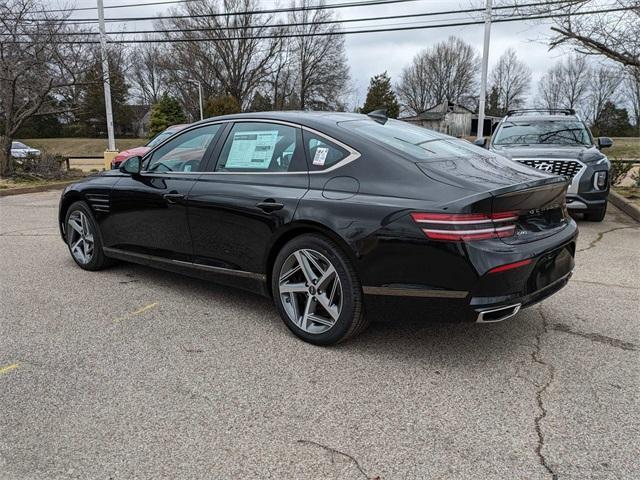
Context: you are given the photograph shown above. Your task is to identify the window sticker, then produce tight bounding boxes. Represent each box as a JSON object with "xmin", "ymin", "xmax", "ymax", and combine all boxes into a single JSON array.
[
  {"xmin": 226, "ymin": 130, "xmax": 279, "ymax": 169},
  {"xmin": 312, "ymin": 147, "xmax": 329, "ymax": 166}
]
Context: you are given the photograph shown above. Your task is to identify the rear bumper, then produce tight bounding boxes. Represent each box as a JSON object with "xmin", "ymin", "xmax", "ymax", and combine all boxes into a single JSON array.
[
  {"xmin": 567, "ymin": 193, "xmax": 608, "ymax": 211},
  {"xmin": 363, "ymin": 225, "xmax": 577, "ymax": 324}
]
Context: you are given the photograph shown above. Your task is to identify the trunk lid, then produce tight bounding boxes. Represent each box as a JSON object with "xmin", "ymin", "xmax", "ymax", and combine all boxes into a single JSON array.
[{"xmin": 416, "ymin": 154, "xmax": 571, "ymax": 244}]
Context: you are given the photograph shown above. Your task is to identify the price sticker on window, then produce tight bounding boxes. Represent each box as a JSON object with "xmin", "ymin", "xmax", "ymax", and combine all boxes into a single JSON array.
[{"xmin": 313, "ymin": 147, "xmax": 329, "ymax": 166}]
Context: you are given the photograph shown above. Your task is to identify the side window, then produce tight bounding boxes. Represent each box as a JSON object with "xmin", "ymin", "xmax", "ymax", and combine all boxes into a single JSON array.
[
  {"xmin": 303, "ymin": 131, "xmax": 349, "ymax": 171},
  {"xmin": 215, "ymin": 122, "xmax": 305, "ymax": 172},
  {"xmin": 145, "ymin": 124, "xmax": 221, "ymax": 173}
]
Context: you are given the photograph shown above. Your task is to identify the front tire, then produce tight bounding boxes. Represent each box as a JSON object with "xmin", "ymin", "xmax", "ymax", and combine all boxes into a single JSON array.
[
  {"xmin": 584, "ymin": 203, "xmax": 607, "ymax": 222},
  {"xmin": 271, "ymin": 234, "xmax": 367, "ymax": 345},
  {"xmin": 65, "ymin": 201, "xmax": 110, "ymax": 271}
]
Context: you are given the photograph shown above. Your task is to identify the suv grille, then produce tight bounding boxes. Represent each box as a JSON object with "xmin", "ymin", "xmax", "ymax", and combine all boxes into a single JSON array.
[{"xmin": 517, "ymin": 159, "xmax": 583, "ymax": 178}]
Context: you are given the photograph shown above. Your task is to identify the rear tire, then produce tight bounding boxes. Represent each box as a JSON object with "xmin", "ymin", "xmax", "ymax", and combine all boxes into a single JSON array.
[
  {"xmin": 65, "ymin": 201, "xmax": 111, "ymax": 271},
  {"xmin": 584, "ymin": 203, "xmax": 607, "ymax": 222},
  {"xmin": 271, "ymin": 234, "xmax": 368, "ymax": 345}
]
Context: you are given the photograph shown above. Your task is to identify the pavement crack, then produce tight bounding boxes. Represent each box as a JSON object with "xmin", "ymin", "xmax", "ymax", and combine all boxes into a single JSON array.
[
  {"xmin": 297, "ymin": 439, "xmax": 379, "ymax": 480},
  {"xmin": 551, "ymin": 323, "xmax": 638, "ymax": 351},
  {"xmin": 577, "ymin": 226, "xmax": 639, "ymax": 253},
  {"xmin": 532, "ymin": 309, "xmax": 558, "ymax": 480}
]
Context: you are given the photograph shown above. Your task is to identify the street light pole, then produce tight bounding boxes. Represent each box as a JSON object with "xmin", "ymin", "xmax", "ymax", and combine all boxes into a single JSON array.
[
  {"xmin": 97, "ymin": 0, "xmax": 115, "ymax": 152},
  {"xmin": 187, "ymin": 80, "xmax": 204, "ymax": 121},
  {"xmin": 477, "ymin": 0, "xmax": 492, "ymax": 140}
]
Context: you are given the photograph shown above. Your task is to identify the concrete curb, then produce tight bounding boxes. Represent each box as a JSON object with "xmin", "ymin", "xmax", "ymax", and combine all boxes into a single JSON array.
[
  {"xmin": 0, "ymin": 180, "xmax": 77, "ymax": 197},
  {"xmin": 610, "ymin": 190, "xmax": 640, "ymax": 223}
]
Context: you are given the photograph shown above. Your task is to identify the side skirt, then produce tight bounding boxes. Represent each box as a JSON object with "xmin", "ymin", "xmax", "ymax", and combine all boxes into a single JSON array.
[{"xmin": 103, "ymin": 247, "xmax": 269, "ymax": 296}]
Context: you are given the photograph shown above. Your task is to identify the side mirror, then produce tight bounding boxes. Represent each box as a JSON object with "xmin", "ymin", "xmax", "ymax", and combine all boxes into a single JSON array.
[
  {"xmin": 474, "ymin": 137, "xmax": 487, "ymax": 148},
  {"xmin": 598, "ymin": 137, "xmax": 613, "ymax": 149},
  {"xmin": 119, "ymin": 155, "xmax": 142, "ymax": 175}
]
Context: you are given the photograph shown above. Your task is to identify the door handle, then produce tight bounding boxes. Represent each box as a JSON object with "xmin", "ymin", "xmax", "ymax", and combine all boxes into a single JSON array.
[
  {"xmin": 163, "ymin": 193, "xmax": 185, "ymax": 204},
  {"xmin": 256, "ymin": 200, "xmax": 284, "ymax": 212}
]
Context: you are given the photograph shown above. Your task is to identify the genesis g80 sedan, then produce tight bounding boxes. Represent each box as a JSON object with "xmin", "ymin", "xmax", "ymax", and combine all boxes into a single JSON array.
[{"xmin": 59, "ymin": 111, "xmax": 577, "ymax": 345}]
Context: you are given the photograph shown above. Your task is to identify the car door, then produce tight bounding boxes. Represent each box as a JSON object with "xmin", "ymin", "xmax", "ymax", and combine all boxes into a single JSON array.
[
  {"xmin": 103, "ymin": 123, "xmax": 223, "ymax": 261},
  {"xmin": 187, "ymin": 120, "xmax": 309, "ymax": 275}
]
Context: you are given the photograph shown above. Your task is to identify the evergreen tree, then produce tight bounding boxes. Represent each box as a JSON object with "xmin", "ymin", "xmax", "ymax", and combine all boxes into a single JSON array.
[
  {"xmin": 148, "ymin": 94, "xmax": 187, "ymax": 138},
  {"xmin": 361, "ymin": 72, "xmax": 400, "ymax": 119},
  {"xmin": 592, "ymin": 101, "xmax": 634, "ymax": 136},
  {"xmin": 78, "ymin": 53, "xmax": 129, "ymax": 136},
  {"xmin": 203, "ymin": 95, "xmax": 241, "ymax": 118},
  {"xmin": 486, "ymin": 85, "xmax": 501, "ymax": 117},
  {"xmin": 249, "ymin": 92, "xmax": 273, "ymax": 112}
]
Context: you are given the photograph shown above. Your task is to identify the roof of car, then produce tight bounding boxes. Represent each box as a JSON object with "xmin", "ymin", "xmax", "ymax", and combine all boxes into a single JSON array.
[
  {"xmin": 191, "ymin": 111, "xmax": 367, "ymax": 130},
  {"xmin": 503, "ymin": 114, "xmax": 580, "ymax": 122}
]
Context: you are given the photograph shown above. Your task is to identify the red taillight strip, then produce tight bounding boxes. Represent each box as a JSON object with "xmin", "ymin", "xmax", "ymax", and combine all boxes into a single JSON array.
[
  {"xmin": 421, "ymin": 225, "xmax": 515, "ymax": 236},
  {"xmin": 411, "ymin": 211, "xmax": 519, "ymax": 242},
  {"xmin": 488, "ymin": 259, "xmax": 533, "ymax": 274}
]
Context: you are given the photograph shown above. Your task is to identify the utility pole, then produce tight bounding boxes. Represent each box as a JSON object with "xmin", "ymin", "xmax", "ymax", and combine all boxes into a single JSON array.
[
  {"xmin": 477, "ymin": 0, "xmax": 492, "ymax": 140},
  {"xmin": 196, "ymin": 81, "xmax": 204, "ymax": 121},
  {"xmin": 97, "ymin": 0, "xmax": 116, "ymax": 157}
]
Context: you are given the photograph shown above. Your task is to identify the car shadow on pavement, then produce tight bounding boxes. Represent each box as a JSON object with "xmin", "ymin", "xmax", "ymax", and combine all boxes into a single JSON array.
[{"xmin": 103, "ymin": 260, "xmax": 543, "ymax": 366}]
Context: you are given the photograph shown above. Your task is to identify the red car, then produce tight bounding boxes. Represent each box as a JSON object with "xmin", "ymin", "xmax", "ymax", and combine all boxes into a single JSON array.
[{"xmin": 111, "ymin": 124, "xmax": 188, "ymax": 168}]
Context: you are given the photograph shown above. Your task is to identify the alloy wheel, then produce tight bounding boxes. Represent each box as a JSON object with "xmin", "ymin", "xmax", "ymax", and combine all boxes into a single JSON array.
[
  {"xmin": 67, "ymin": 210, "xmax": 94, "ymax": 265},
  {"xmin": 278, "ymin": 248, "xmax": 343, "ymax": 334}
]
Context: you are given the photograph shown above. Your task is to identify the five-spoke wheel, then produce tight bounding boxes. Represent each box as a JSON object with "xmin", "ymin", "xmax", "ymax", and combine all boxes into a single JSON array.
[
  {"xmin": 65, "ymin": 201, "xmax": 110, "ymax": 271},
  {"xmin": 279, "ymin": 248, "xmax": 343, "ymax": 334},
  {"xmin": 67, "ymin": 210, "xmax": 94, "ymax": 265},
  {"xmin": 272, "ymin": 234, "xmax": 367, "ymax": 345}
]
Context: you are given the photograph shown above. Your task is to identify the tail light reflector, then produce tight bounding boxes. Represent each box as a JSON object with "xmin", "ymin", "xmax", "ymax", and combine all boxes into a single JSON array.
[
  {"xmin": 488, "ymin": 259, "xmax": 533, "ymax": 274},
  {"xmin": 411, "ymin": 211, "xmax": 519, "ymax": 242}
]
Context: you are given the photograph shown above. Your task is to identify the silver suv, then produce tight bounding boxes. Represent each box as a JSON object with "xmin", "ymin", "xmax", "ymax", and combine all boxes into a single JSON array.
[{"xmin": 476, "ymin": 109, "xmax": 612, "ymax": 221}]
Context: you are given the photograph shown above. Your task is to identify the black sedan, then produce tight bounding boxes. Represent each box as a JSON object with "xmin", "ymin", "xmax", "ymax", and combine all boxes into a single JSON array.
[{"xmin": 59, "ymin": 111, "xmax": 577, "ymax": 345}]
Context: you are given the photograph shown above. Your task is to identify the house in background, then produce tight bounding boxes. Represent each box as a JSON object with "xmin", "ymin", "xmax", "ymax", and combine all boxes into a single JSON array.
[
  {"xmin": 120, "ymin": 105, "xmax": 151, "ymax": 138},
  {"xmin": 401, "ymin": 101, "xmax": 501, "ymax": 138}
]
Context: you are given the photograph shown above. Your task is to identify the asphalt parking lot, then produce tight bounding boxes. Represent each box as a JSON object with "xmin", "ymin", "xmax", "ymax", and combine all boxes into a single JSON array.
[{"xmin": 1, "ymin": 190, "xmax": 638, "ymax": 480}]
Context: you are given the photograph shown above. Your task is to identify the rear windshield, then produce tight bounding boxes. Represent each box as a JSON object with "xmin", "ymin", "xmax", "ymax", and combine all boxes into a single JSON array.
[
  {"xmin": 493, "ymin": 120, "xmax": 592, "ymax": 146},
  {"xmin": 342, "ymin": 119, "xmax": 481, "ymax": 160},
  {"xmin": 147, "ymin": 130, "xmax": 176, "ymax": 148}
]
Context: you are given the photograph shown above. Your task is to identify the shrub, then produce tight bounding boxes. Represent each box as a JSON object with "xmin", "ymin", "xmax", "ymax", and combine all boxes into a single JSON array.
[{"xmin": 610, "ymin": 159, "xmax": 633, "ymax": 186}]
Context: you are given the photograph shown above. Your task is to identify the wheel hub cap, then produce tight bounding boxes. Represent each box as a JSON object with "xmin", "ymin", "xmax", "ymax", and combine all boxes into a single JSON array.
[
  {"xmin": 278, "ymin": 248, "xmax": 343, "ymax": 334},
  {"xmin": 67, "ymin": 210, "xmax": 94, "ymax": 265}
]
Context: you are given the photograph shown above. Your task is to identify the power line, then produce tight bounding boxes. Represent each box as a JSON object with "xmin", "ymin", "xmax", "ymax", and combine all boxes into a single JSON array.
[
  {"xmin": 14, "ymin": 0, "xmax": 426, "ymax": 24},
  {"xmin": 1, "ymin": 0, "xmax": 590, "ymax": 36},
  {"xmin": 4, "ymin": 5, "xmax": 632, "ymax": 44},
  {"xmin": 31, "ymin": 0, "xmax": 206, "ymax": 13}
]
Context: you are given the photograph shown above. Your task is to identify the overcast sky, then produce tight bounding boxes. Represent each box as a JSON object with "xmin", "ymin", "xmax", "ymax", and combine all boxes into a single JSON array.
[{"xmin": 47, "ymin": 0, "xmax": 577, "ymax": 107}]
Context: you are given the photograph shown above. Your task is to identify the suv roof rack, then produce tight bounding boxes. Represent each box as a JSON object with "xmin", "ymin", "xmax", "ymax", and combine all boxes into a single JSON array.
[{"xmin": 506, "ymin": 108, "xmax": 576, "ymax": 116}]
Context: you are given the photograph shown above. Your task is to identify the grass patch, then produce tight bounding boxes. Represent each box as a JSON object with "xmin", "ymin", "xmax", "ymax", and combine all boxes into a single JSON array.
[
  {"xmin": 609, "ymin": 137, "xmax": 639, "ymax": 159},
  {"xmin": 614, "ymin": 186, "xmax": 640, "ymax": 208},
  {"xmin": 17, "ymin": 138, "xmax": 146, "ymax": 157},
  {"xmin": 0, "ymin": 177, "xmax": 82, "ymax": 190}
]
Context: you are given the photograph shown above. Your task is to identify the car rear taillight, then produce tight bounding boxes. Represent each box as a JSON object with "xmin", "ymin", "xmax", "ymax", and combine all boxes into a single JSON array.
[{"xmin": 410, "ymin": 211, "xmax": 519, "ymax": 242}]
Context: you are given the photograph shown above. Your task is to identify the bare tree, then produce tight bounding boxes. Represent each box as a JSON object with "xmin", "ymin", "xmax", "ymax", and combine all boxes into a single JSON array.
[
  {"xmin": 622, "ymin": 67, "xmax": 640, "ymax": 129},
  {"xmin": 129, "ymin": 42, "xmax": 166, "ymax": 105},
  {"xmin": 0, "ymin": 0, "xmax": 91, "ymax": 177},
  {"xmin": 536, "ymin": 55, "xmax": 590, "ymax": 111},
  {"xmin": 507, "ymin": 0, "xmax": 640, "ymax": 68},
  {"xmin": 288, "ymin": 0, "xmax": 350, "ymax": 110},
  {"xmin": 537, "ymin": 63, "xmax": 565, "ymax": 110},
  {"xmin": 158, "ymin": 0, "xmax": 280, "ymax": 110},
  {"xmin": 584, "ymin": 65, "xmax": 621, "ymax": 128},
  {"xmin": 397, "ymin": 37, "xmax": 479, "ymax": 115},
  {"xmin": 396, "ymin": 53, "xmax": 432, "ymax": 115},
  {"xmin": 489, "ymin": 48, "xmax": 531, "ymax": 114},
  {"xmin": 562, "ymin": 54, "xmax": 591, "ymax": 109}
]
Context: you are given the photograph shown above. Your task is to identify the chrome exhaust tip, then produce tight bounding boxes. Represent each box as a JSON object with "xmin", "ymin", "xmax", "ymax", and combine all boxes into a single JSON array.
[{"xmin": 476, "ymin": 303, "xmax": 521, "ymax": 323}]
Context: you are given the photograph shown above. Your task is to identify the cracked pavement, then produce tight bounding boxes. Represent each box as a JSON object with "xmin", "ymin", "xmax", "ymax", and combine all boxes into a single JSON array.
[{"xmin": 1, "ymin": 191, "xmax": 639, "ymax": 479}]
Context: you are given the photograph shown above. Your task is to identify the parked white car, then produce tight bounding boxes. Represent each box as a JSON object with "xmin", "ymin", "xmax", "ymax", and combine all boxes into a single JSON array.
[{"xmin": 11, "ymin": 141, "xmax": 41, "ymax": 158}]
